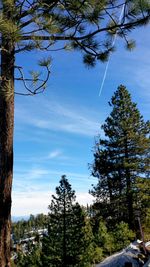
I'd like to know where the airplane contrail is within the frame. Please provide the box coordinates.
[99,4,125,97]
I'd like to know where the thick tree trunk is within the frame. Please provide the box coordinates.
[0,32,14,266]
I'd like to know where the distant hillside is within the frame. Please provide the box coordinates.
[12,216,29,222]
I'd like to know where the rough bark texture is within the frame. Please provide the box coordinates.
[0,32,14,266]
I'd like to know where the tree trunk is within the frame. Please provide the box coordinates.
[63,197,66,267]
[0,31,15,266]
[124,137,134,229]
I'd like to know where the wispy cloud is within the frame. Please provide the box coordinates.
[13,166,96,201]
[14,167,49,181]
[113,43,150,100]
[14,149,69,164]
[14,166,94,183]
[47,149,63,159]
[134,67,150,96]
[15,97,101,137]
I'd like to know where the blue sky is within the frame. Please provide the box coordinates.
[12,25,150,216]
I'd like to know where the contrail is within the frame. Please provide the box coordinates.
[99,4,125,97]
[98,60,110,97]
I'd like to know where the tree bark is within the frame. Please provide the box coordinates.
[0,31,15,266]
[124,137,134,229]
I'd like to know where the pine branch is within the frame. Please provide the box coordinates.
[14,62,51,96]
[20,14,149,44]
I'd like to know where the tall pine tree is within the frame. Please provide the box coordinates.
[91,85,150,229]
[42,175,92,267]
[0,1,150,264]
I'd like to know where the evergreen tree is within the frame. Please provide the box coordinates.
[41,175,92,267]
[135,178,150,240]
[96,221,115,255]
[112,222,135,251]
[90,85,150,229]
[0,1,150,265]
[16,243,42,267]
[12,213,48,243]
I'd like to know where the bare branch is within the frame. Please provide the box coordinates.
[14,64,51,96]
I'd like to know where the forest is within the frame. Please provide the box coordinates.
[0,0,150,266]
[11,86,150,266]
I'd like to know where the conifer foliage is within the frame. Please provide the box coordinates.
[42,175,90,267]
[0,1,150,265]
[91,85,150,229]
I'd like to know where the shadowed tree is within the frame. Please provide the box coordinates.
[0,1,150,265]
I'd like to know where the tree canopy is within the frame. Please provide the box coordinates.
[42,175,94,267]
[0,1,150,265]
[90,85,150,230]
[1,1,150,91]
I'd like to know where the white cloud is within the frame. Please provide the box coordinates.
[13,166,95,196]
[76,192,94,206]
[12,190,94,216]
[14,149,69,164]
[47,149,62,159]
[29,168,50,179]
[14,167,50,182]
[12,191,50,216]
[15,97,101,137]
[12,166,95,216]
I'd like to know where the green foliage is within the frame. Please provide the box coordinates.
[112,222,135,251]
[144,208,150,241]
[97,52,109,62]
[10,259,16,267]
[135,178,150,240]
[83,54,96,68]
[0,17,22,42]
[95,221,115,255]
[1,1,150,263]
[79,219,103,266]
[41,175,94,267]
[16,244,42,267]
[38,57,52,67]
[90,85,150,230]
[126,40,136,51]
[12,213,47,242]
[29,71,41,85]
[91,217,135,257]
[92,246,103,264]
[1,0,149,67]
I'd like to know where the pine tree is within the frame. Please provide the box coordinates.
[112,222,135,251]
[0,1,150,265]
[90,85,150,229]
[41,175,92,267]
[135,178,150,240]
[96,221,115,255]
[16,244,42,267]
